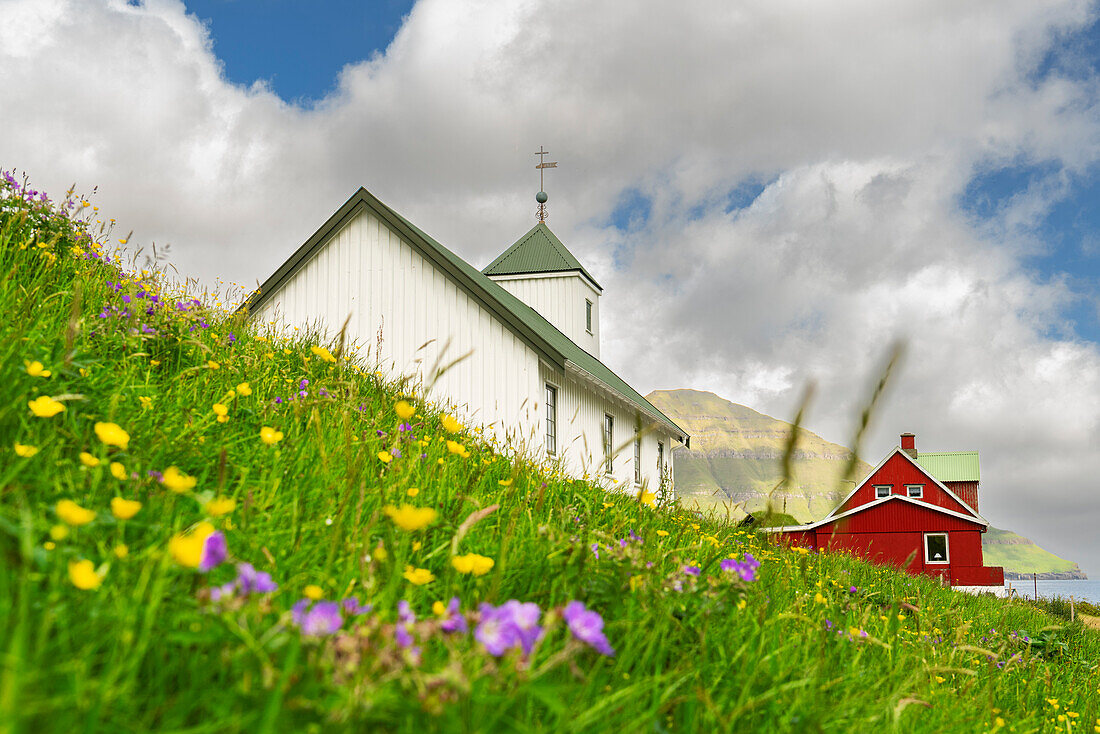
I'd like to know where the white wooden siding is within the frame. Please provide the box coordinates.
[254,208,543,448]
[493,273,601,357]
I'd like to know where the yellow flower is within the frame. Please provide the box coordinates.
[50,524,70,541]
[56,499,95,526]
[162,466,197,493]
[377,451,393,464]
[207,360,220,370]
[110,497,142,520]
[498,478,513,487]
[150,360,160,367]
[432,600,447,616]
[114,544,129,559]
[446,440,465,455]
[934,676,945,684]
[451,553,495,576]
[260,426,283,445]
[406,487,420,497]
[304,584,324,600]
[28,395,65,417]
[44,541,55,550]
[94,422,130,449]
[656,530,669,537]
[138,396,152,410]
[204,497,236,516]
[814,592,826,605]
[441,414,462,434]
[638,490,657,507]
[68,559,103,590]
[24,360,51,377]
[736,598,747,610]
[403,565,435,585]
[14,442,38,457]
[169,522,215,568]
[311,345,337,363]
[412,541,422,551]
[395,400,415,420]
[212,403,229,423]
[110,461,128,480]
[371,543,388,561]
[235,382,252,396]
[384,504,438,531]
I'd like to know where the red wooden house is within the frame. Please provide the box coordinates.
[769,433,1004,587]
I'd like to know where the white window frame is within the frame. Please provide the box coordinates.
[924,533,950,565]
[585,299,593,334]
[544,383,557,456]
[633,434,642,486]
[874,485,891,499]
[906,484,923,499]
[603,414,614,475]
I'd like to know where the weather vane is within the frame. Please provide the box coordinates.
[534,145,557,223]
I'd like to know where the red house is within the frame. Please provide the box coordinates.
[769,433,1004,587]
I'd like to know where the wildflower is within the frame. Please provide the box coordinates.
[475,603,521,657]
[14,443,38,458]
[203,497,236,516]
[212,403,229,423]
[562,601,615,656]
[395,400,415,420]
[452,553,495,576]
[638,490,657,507]
[207,360,220,370]
[384,504,438,531]
[24,360,52,377]
[814,592,826,605]
[28,395,65,417]
[56,499,95,526]
[110,497,142,520]
[161,466,197,493]
[50,524,70,541]
[501,600,543,654]
[235,382,252,396]
[591,543,600,559]
[169,522,226,571]
[94,422,130,449]
[406,487,420,497]
[403,565,435,585]
[114,544,129,559]
[260,426,284,445]
[396,600,416,647]
[446,440,470,457]
[235,562,278,594]
[311,345,337,363]
[441,414,462,434]
[304,585,324,600]
[341,597,371,615]
[110,461,127,480]
[656,530,669,537]
[79,452,100,467]
[293,600,342,636]
[683,566,701,576]
[377,450,393,464]
[371,543,388,561]
[68,559,103,590]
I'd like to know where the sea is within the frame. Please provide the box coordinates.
[1002,579,1100,606]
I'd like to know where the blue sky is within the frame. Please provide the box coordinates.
[183,0,414,103]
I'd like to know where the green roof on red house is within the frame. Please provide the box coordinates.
[915,451,980,482]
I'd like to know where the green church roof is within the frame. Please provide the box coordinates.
[482,222,602,291]
[242,188,684,444]
[915,452,980,482]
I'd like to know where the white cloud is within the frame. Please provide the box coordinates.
[2,0,1100,571]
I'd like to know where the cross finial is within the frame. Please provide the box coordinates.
[534,145,557,222]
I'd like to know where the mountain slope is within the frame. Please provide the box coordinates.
[650,388,1083,578]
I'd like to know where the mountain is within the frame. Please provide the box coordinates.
[649,388,1084,579]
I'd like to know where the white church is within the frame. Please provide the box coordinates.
[243,182,689,495]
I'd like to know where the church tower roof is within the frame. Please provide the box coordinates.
[482,222,602,291]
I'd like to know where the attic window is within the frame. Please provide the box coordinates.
[874,485,891,499]
[924,533,949,564]
[906,484,923,498]
[585,299,593,333]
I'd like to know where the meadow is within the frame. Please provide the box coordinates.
[1,172,1098,732]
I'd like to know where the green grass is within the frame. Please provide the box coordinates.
[1,176,1099,732]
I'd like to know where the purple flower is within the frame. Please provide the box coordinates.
[210,581,236,602]
[294,600,342,636]
[629,529,642,543]
[619,539,628,549]
[590,543,600,559]
[199,532,227,572]
[398,422,413,433]
[236,562,278,594]
[849,586,858,593]
[147,469,164,481]
[475,603,520,657]
[227,333,236,344]
[391,448,402,458]
[395,600,416,648]
[500,600,543,655]
[318,388,328,397]
[342,597,372,615]
[562,601,614,656]
[440,596,467,634]
[274,396,283,404]
[720,554,760,582]
[299,379,309,389]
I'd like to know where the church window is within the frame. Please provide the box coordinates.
[585,300,593,333]
[545,384,557,455]
[603,415,613,474]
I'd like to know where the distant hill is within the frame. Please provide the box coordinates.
[650,388,1084,579]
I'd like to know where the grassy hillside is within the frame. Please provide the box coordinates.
[648,389,872,521]
[2,175,1099,732]
[983,528,1085,577]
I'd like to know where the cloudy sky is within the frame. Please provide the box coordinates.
[3,0,1100,572]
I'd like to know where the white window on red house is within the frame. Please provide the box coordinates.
[906,484,923,498]
[924,533,949,564]
[874,485,891,499]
